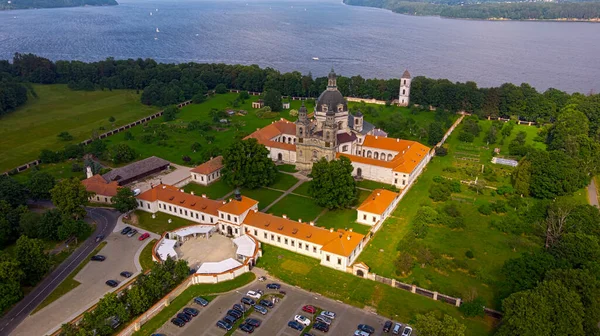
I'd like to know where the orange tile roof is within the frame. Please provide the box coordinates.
[82,175,120,197]
[219,196,259,216]
[137,184,224,216]
[245,119,297,151]
[192,156,223,175]
[243,211,364,257]
[338,137,429,173]
[357,189,399,215]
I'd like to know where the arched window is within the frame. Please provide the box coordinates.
[367,151,372,158]
[299,127,303,136]
[342,145,348,152]
[403,89,406,95]
[322,105,328,113]
[312,151,318,160]
[387,154,393,161]
[374,152,379,160]
[338,121,343,129]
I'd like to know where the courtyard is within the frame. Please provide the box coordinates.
[178,234,238,270]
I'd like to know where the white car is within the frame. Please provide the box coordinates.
[354,330,370,336]
[294,314,311,326]
[320,310,336,319]
[246,290,262,299]
[402,326,413,336]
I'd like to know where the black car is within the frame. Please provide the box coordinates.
[358,324,375,334]
[217,320,232,330]
[177,313,191,322]
[288,321,304,331]
[241,297,255,305]
[245,318,261,327]
[314,322,329,332]
[120,271,133,278]
[223,315,236,325]
[259,299,273,308]
[227,309,243,319]
[384,320,393,333]
[171,317,185,327]
[121,226,132,235]
[105,280,118,287]
[233,303,246,313]
[91,255,105,261]
[266,283,281,290]
[303,334,315,336]
[194,297,209,306]
[95,234,104,242]
[183,307,199,317]
[239,323,255,333]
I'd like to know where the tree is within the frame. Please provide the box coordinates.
[108,116,115,122]
[51,178,92,219]
[39,208,63,241]
[192,92,206,104]
[308,157,357,210]
[57,131,73,141]
[111,143,136,164]
[27,171,55,200]
[124,285,151,315]
[162,105,178,122]
[263,89,282,112]
[111,188,138,213]
[191,142,202,152]
[15,236,50,286]
[394,253,414,275]
[57,218,90,240]
[499,251,568,299]
[0,176,27,207]
[551,233,600,267]
[497,281,584,336]
[215,83,227,94]
[19,211,42,238]
[0,280,23,314]
[413,312,466,336]
[221,138,278,189]
[541,197,578,249]
[428,122,444,145]
[459,296,485,317]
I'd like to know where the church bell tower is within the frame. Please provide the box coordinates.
[398,70,411,107]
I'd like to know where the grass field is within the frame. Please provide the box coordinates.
[315,208,370,235]
[0,85,158,172]
[267,194,325,222]
[356,180,395,191]
[240,187,284,210]
[133,273,255,336]
[131,210,192,235]
[12,159,85,183]
[277,164,298,173]
[292,181,311,197]
[270,172,299,191]
[139,239,157,272]
[183,180,232,199]
[257,244,494,336]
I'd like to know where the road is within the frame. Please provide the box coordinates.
[0,206,120,336]
[588,178,599,208]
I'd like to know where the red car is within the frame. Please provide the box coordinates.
[302,305,316,314]
[138,232,150,241]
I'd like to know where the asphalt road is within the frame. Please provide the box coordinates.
[0,206,120,336]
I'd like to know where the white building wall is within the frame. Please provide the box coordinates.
[191,169,222,186]
[358,146,399,161]
[357,210,381,226]
[268,147,297,164]
[137,200,218,225]
[91,195,113,204]
[351,162,393,184]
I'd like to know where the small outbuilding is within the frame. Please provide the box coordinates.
[252,99,264,109]
[282,102,290,109]
[191,156,224,186]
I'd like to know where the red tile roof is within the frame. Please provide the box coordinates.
[82,174,120,197]
[357,189,399,215]
[192,156,223,175]
[137,184,224,216]
[219,196,259,216]
[245,119,297,151]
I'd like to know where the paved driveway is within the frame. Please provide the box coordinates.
[12,227,152,336]
[154,273,404,336]
[131,163,192,193]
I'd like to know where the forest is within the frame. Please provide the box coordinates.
[344,0,600,21]
[0,0,117,10]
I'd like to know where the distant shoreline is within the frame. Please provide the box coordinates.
[0,0,117,11]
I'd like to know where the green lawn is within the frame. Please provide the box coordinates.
[33,241,108,315]
[316,209,371,235]
[292,181,312,197]
[139,239,157,272]
[257,244,494,336]
[357,189,372,204]
[270,172,299,191]
[12,160,85,183]
[131,210,192,235]
[0,84,159,172]
[183,179,232,199]
[277,164,298,173]
[133,273,255,336]
[267,194,325,222]
[240,187,283,210]
[357,180,395,191]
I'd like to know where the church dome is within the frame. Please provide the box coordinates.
[316,89,347,113]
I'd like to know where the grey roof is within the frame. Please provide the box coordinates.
[316,90,347,113]
[102,156,170,183]
[373,128,388,137]
[401,70,411,79]
[337,132,357,144]
[348,114,375,135]
[355,110,363,117]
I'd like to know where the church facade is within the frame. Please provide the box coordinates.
[245,69,432,190]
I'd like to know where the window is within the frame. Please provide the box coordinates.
[337,258,342,265]
[284,238,288,245]
[403,180,406,185]
[195,213,199,219]
[355,119,359,125]
[403,89,406,95]
[227,214,231,221]
[210,217,213,223]
[271,234,274,241]
[264,232,267,239]
[105,198,108,203]
[201,176,204,181]
[202,215,205,221]
[147,203,150,209]
[372,216,376,222]
[342,145,348,152]
[169,205,172,211]
[313,246,317,253]
[306,244,309,251]
[194,174,197,180]
[235,228,239,234]
[234,217,237,223]
[291,240,295,247]
[363,214,366,220]
[299,242,302,249]
[254,230,258,236]
[97,196,100,201]
[221,214,224,219]
[222,224,225,230]
[185,210,188,216]
[394,179,398,184]
[179,209,182,214]
[326,255,330,262]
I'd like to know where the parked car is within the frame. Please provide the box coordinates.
[253,304,268,315]
[320,311,336,320]
[127,229,138,237]
[241,297,255,305]
[259,299,273,308]
[246,290,262,299]
[91,255,105,261]
[120,271,133,278]
[138,232,150,241]
[401,326,412,336]
[121,226,132,235]
[177,312,191,322]
[392,323,403,335]
[354,330,370,336]
[194,297,209,306]
[217,320,232,330]
[294,315,311,326]
[245,318,261,327]
[302,305,316,314]
[313,322,330,332]
[383,320,393,333]
[258,276,267,281]
[288,321,304,331]
[183,307,199,317]
[233,303,246,313]
[95,234,104,242]
[227,309,242,319]
[266,283,281,289]
[316,316,332,325]
[133,188,141,196]
[303,334,315,336]
[223,315,236,325]
[105,280,118,287]
[239,323,255,333]
[358,324,375,334]
[171,318,185,327]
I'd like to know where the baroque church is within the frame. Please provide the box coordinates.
[246,69,432,190]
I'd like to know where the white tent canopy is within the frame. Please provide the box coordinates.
[196,258,242,274]
[157,238,177,261]
[174,225,215,237]
[233,235,256,257]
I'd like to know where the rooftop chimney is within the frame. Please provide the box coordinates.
[396,138,399,142]
[202,194,207,198]
[298,219,302,223]
[309,221,315,226]
[85,166,93,179]
[191,191,195,195]
[349,228,353,232]
[162,185,166,189]
[347,235,351,240]
[283,214,287,219]
[330,228,334,233]
[234,188,242,202]
[180,189,184,192]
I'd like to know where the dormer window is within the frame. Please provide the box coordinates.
[322,105,328,113]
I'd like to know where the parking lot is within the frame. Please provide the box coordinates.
[154,274,412,336]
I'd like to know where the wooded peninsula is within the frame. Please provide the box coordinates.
[0,0,117,11]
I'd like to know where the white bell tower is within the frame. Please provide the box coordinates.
[398,70,411,107]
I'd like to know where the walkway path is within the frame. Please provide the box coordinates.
[261,180,306,213]
[588,178,599,208]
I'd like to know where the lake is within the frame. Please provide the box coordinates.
[0,0,599,93]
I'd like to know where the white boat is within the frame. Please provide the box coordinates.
[156,28,160,33]
[150,12,152,15]
[312,57,319,61]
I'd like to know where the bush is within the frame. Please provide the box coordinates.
[123,131,134,140]
[411,220,429,239]
[465,250,474,259]
[108,116,115,122]
[491,200,508,213]
[71,163,82,172]
[57,131,73,141]
[163,106,178,122]
[496,185,515,195]
[458,131,474,142]
[429,183,451,202]
[478,203,492,215]
[39,149,61,163]
[459,297,485,317]
[182,155,191,163]
[435,146,448,156]
[215,83,228,94]
[443,202,461,217]
[192,93,206,104]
